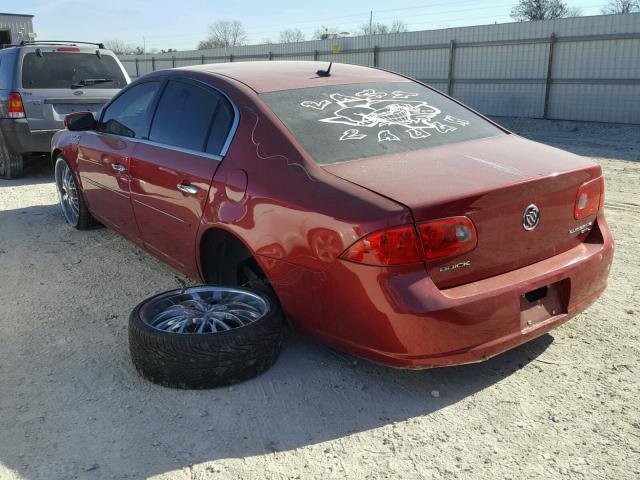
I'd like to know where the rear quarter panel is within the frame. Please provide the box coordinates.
[184,71,411,331]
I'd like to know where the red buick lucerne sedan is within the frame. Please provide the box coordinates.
[51,61,613,368]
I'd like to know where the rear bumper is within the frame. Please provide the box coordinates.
[0,119,56,155]
[309,215,614,368]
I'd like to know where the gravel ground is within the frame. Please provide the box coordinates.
[0,118,638,480]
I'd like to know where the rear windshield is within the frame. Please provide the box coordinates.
[261,82,504,165]
[21,52,127,89]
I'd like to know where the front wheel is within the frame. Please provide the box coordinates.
[54,156,99,229]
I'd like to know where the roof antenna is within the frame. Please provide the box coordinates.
[316,62,332,77]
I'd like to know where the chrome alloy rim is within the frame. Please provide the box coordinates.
[140,286,270,334]
[55,161,80,226]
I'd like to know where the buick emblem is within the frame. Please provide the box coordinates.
[522,204,540,230]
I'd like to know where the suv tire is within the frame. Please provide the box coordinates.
[0,141,23,179]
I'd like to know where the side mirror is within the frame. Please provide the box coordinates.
[64,111,97,131]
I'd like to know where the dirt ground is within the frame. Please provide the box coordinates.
[0,118,638,480]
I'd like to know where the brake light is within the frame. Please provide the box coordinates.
[341,225,422,266]
[417,216,478,260]
[574,177,602,220]
[341,216,478,266]
[57,47,81,52]
[7,92,25,119]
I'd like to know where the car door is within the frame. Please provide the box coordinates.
[129,78,236,273]
[77,81,161,240]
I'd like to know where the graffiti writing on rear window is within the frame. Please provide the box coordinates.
[300,89,470,142]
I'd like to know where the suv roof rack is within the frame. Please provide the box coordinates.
[18,40,106,49]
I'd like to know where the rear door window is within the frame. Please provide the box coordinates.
[206,99,234,155]
[149,80,233,154]
[97,81,160,138]
[260,82,504,165]
[21,52,127,89]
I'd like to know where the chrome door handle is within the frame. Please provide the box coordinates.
[111,163,126,173]
[177,183,198,195]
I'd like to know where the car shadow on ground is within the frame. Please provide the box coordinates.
[0,203,556,479]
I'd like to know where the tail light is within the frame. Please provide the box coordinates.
[341,225,422,266]
[341,216,478,266]
[574,177,603,220]
[598,177,605,213]
[417,217,478,260]
[7,92,25,119]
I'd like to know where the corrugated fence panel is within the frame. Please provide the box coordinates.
[379,48,449,81]
[117,13,640,124]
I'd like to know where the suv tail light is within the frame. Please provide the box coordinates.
[417,216,478,260]
[341,216,478,266]
[574,177,603,220]
[7,92,25,119]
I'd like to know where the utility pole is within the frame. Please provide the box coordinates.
[369,10,373,66]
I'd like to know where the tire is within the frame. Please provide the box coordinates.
[54,155,100,230]
[0,140,23,179]
[129,285,284,389]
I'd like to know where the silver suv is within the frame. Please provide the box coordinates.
[0,41,130,178]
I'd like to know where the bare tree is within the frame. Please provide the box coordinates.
[510,0,575,20]
[358,20,409,36]
[312,26,348,40]
[390,20,409,33]
[601,0,640,13]
[104,39,142,55]
[313,26,332,40]
[279,28,305,43]
[360,21,390,35]
[198,20,247,49]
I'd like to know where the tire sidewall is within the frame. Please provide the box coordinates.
[54,155,80,228]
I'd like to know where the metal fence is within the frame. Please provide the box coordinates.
[118,13,640,124]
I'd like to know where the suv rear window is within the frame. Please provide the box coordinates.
[21,52,127,89]
[260,82,504,165]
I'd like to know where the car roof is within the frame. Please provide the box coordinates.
[177,61,410,93]
[1,44,113,54]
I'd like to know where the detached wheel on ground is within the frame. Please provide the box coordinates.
[129,285,284,389]
[54,155,100,229]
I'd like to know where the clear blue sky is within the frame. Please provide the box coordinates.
[13,0,608,51]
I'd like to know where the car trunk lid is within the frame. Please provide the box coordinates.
[324,134,602,288]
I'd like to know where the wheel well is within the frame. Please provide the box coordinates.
[51,148,62,166]
[200,228,265,287]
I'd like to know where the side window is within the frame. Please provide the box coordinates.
[98,81,160,138]
[206,99,234,155]
[0,53,17,90]
[149,80,231,153]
